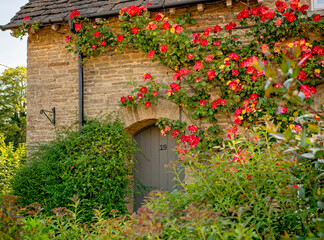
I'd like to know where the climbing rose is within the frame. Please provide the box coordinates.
[232,116,242,125]
[213,41,221,46]
[206,55,213,62]
[91,45,97,50]
[120,96,126,103]
[290,0,300,11]
[100,41,107,46]
[128,95,134,101]
[155,12,164,22]
[163,19,170,30]
[207,70,216,80]
[160,45,167,52]
[170,82,180,91]
[295,125,302,132]
[283,11,295,22]
[232,69,239,76]
[200,38,208,46]
[297,70,307,81]
[143,73,152,80]
[70,10,80,19]
[188,125,197,133]
[237,9,250,20]
[147,3,152,6]
[225,22,236,31]
[75,23,82,31]
[293,184,299,189]
[187,53,194,60]
[214,25,222,33]
[145,101,151,108]
[229,53,239,61]
[275,1,288,12]
[193,61,203,71]
[23,16,30,20]
[199,99,207,106]
[227,126,238,139]
[117,35,123,42]
[172,129,180,138]
[211,99,226,108]
[314,14,322,22]
[242,100,249,107]
[132,27,138,34]
[137,93,143,99]
[275,19,282,26]
[146,22,157,30]
[140,87,147,93]
[153,90,158,97]
[65,36,72,43]
[203,28,212,37]
[148,50,155,59]
[249,93,258,100]
[94,31,100,38]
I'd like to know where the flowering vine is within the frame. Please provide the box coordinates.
[65,0,324,154]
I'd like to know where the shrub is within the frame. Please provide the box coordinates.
[11,117,137,221]
[0,134,26,196]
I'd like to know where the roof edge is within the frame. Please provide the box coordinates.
[1,0,222,31]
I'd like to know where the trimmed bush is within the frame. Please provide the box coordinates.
[11,117,137,221]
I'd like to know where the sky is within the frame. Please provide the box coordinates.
[0,0,29,74]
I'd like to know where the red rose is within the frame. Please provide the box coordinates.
[275,1,288,13]
[65,36,72,43]
[200,38,208,46]
[187,53,194,60]
[249,94,258,100]
[237,9,250,20]
[214,25,222,33]
[313,14,322,22]
[91,45,97,50]
[225,22,236,32]
[232,69,239,76]
[290,0,300,11]
[213,41,221,46]
[132,27,138,34]
[94,31,100,38]
[199,99,207,106]
[117,35,123,42]
[70,10,80,19]
[128,95,134,101]
[155,12,164,22]
[170,82,180,91]
[145,101,151,108]
[229,53,240,61]
[148,50,155,59]
[172,130,180,138]
[100,41,107,46]
[203,28,212,37]
[207,70,216,80]
[147,3,152,6]
[298,4,309,14]
[163,20,170,30]
[137,93,143,99]
[23,16,30,20]
[143,73,152,80]
[283,12,295,23]
[75,23,82,31]
[140,87,147,93]
[160,45,167,53]
[193,61,203,71]
[120,96,126,103]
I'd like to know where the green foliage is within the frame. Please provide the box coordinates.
[11,20,43,40]
[0,67,27,147]
[11,117,137,221]
[0,134,26,196]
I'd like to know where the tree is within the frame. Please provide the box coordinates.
[0,67,27,147]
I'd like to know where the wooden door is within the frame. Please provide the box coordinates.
[133,125,184,211]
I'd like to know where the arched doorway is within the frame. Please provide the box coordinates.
[133,125,184,211]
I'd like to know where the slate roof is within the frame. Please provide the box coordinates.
[1,0,219,30]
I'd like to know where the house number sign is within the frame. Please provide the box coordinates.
[160,144,167,151]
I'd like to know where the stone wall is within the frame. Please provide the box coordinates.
[27,0,318,147]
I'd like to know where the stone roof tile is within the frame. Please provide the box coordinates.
[1,0,219,30]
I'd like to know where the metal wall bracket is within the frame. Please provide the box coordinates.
[40,107,55,125]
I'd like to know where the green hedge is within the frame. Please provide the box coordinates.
[11,117,137,221]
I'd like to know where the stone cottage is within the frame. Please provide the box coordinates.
[1,0,323,210]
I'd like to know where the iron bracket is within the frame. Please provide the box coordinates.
[40,107,55,125]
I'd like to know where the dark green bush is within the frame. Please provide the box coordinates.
[11,117,137,221]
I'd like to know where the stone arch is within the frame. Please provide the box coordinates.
[119,99,191,135]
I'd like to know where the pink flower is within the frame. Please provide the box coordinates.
[206,55,213,62]
[188,125,197,132]
[193,61,204,71]
[295,125,302,133]
[229,53,239,61]
[148,50,155,59]
[242,100,249,107]
[275,19,282,27]
[207,70,216,80]
[187,53,194,60]
[65,36,72,43]
[143,73,152,80]
[199,99,207,106]
[172,129,180,138]
[160,45,168,53]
